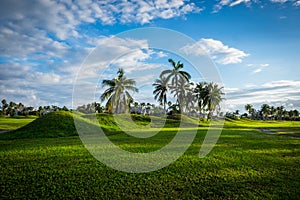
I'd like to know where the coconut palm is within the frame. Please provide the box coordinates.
[261,104,270,120]
[185,83,196,113]
[170,78,191,113]
[1,99,8,115]
[205,82,224,120]
[153,76,168,112]
[160,59,191,87]
[101,68,138,114]
[245,104,254,119]
[293,109,299,119]
[276,106,284,120]
[194,82,208,117]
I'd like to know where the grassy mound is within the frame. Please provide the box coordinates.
[0,112,204,140]
[0,111,79,140]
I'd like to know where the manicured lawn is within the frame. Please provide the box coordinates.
[0,116,36,130]
[0,114,299,199]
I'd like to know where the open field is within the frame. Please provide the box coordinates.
[0,116,37,131]
[0,112,299,199]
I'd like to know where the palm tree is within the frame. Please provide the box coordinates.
[133,102,139,114]
[101,68,138,114]
[185,84,196,113]
[169,78,191,113]
[205,82,224,120]
[276,106,284,120]
[153,76,168,112]
[245,104,254,119]
[194,82,208,117]
[270,106,276,120]
[293,109,299,120]
[160,59,191,87]
[1,99,8,115]
[261,104,270,120]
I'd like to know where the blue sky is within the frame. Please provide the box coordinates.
[0,0,299,112]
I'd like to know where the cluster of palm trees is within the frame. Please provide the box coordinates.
[153,59,224,119]
[243,104,299,121]
[0,99,69,117]
[100,58,224,120]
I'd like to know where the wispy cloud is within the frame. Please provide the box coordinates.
[213,0,300,12]
[225,80,300,111]
[247,63,270,74]
[252,69,262,74]
[181,38,249,65]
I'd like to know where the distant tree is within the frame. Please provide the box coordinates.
[276,106,284,120]
[153,76,168,112]
[133,102,139,114]
[293,109,299,120]
[101,68,138,114]
[1,99,8,115]
[270,106,276,120]
[62,106,69,111]
[205,83,224,120]
[261,104,270,120]
[194,82,208,117]
[245,104,254,119]
[169,78,191,113]
[234,110,240,118]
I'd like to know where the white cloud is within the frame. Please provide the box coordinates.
[260,63,269,67]
[181,38,249,65]
[213,0,299,12]
[247,63,269,74]
[230,0,251,7]
[245,83,256,88]
[262,80,300,88]
[270,0,288,3]
[252,69,262,74]
[225,80,300,111]
[294,0,300,6]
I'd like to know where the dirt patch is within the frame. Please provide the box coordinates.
[257,128,299,139]
[0,130,10,134]
[257,128,276,135]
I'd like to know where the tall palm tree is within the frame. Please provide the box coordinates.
[293,109,299,120]
[185,83,196,113]
[270,106,276,120]
[276,106,284,120]
[1,99,8,115]
[160,59,191,87]
[170,78,191,113]
[261,104,270,120]
[101,68,138,114]
[245,104,254,119]
[205,82,224,120]
[153,76,168,111]
[194,82,208,117]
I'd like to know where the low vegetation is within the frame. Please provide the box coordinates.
[0,111,299,199]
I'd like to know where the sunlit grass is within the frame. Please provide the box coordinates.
[0,112,299,199]
[0,116,36,130]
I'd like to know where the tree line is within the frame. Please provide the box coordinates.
[0,99,69,117]
[225,103,300,121]
[97,58,225,120]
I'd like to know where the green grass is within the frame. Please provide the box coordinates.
[0,116,36,130]
[0,112,299,199]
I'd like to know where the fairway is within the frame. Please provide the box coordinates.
[0,116,36,131]
[0,114,299,199]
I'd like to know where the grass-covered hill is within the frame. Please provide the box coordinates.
[0,111,79,140]
[1,111,299,140]
[0,111,203,140]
